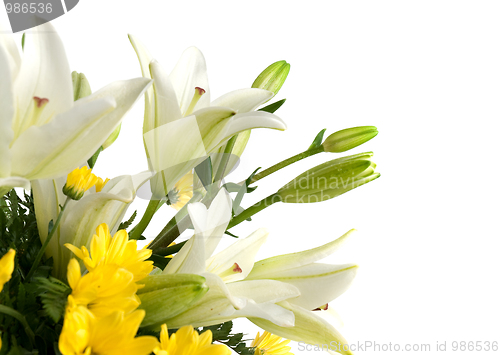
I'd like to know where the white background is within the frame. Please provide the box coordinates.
[3,1,500,354]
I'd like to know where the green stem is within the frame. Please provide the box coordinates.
[250,146,324,184]
[226,193,281,230]
[26,197,70,280]
[0,304,35,346]
[213,135,238,184]
[129,199,162,240]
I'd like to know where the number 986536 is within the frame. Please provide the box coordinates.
[5,2,52,14]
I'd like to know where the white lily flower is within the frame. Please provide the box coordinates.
[0,22,152,196]
[129,36,287,197]
[246,229,358,311]
[163,188,358,350]
[31,171,153,277]
[162,189,299,328]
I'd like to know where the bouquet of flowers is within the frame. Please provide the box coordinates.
[0,22,379,355]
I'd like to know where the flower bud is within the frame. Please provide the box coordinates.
[322,126,378,153]
[252,60,290,96]
[71,71,91,101]
[138,274,208,330]
[276,152,380,203]
[63,166,99,200]
[101,124,121,150]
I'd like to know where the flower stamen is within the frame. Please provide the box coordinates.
[184,87,206,116]
[218,263,242,279]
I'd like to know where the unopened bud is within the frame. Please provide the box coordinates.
[252,60,290,96]
[138,274,208,330]
[101,124,121,150]
[71,71,91,101]
[276,152,380,203]
[322,126,378,153]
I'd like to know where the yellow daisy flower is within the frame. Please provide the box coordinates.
[167,171,193,211]
[59,301,158,355]
[0,249,15,293]
[63,166,100,200]
[154,324,231,355]
[251,331,293,355]
[66,259,140,317]
[65,223,153,283]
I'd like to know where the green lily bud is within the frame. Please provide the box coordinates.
[276,152,380,203]
[71,71,91,101]
[252,60,290,96]
[322,126,378,153]
[101,124,121,150]
[138,274,208,330]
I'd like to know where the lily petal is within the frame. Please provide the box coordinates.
[207,228,268,281]
[211,88,274,113]
[227,280,300,304]
[266,263,358,310]
[187,202,209,235]
[0,45,15,178]
[233,299,295,328]
[11,77,152,180]
[204,189,232,256]
[0,177,30,197]
[0,22,21,78]
[250,302,353,355]
[149,60,182,126]
[144,115,207,195]
[163,234,206,275]
[207,111,287,152]
[128,34,156,136]
[247,229,355,279]
[13,22,73,138]
[169,47,210,115]
[31,176,66,264]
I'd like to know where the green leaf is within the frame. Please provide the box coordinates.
[199,321,255,355]
[87,146,103,169]
[194,157,213,189]
[35,277,71,323]
[17,283,26,313]
[119,210,138,231]
[258,98,286,113]
[148,254,171,269]
[225,230,239,238]
[308,128,327,150]
[154,241,186,257]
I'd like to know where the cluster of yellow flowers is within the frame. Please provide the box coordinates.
[58,223,231,355]
[58,223,157,354]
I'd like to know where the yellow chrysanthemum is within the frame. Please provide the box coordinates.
[95,177,110,193]
[154,324,231,355]
[167,171,193,210]
[251,331,293,355]
[65,223,153,282]
[0,249,15,293]
[66,259,140,317]
[59,301,158,355]
[63,166,99,200]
